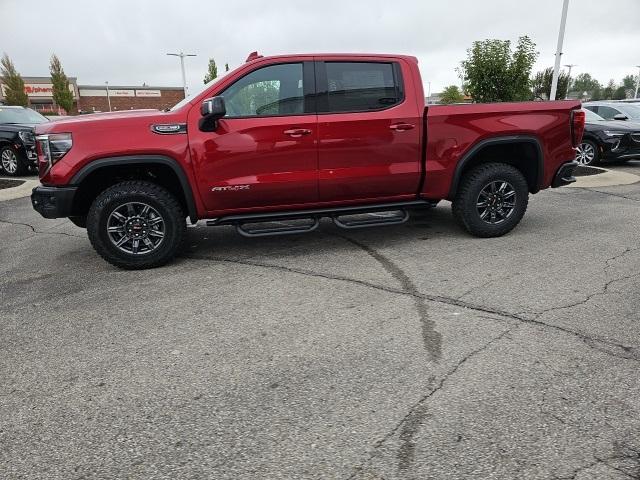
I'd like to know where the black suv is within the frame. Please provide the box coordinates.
[0,106,49,176]
[577,108,640,165]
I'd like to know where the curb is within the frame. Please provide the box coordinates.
[0,178,39,201]
[568,168,640,188]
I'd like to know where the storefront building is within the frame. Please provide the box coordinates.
[0,76,184,114]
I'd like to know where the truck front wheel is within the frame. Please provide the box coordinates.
[452,163,529,238]
[86,181,186,269]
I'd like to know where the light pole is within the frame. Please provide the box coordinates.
[563,64,577,99]
[167,51,197,98]
[426,81,431,104]
[105,81,111,112]
[635,65,640,99]
[550,0,570,101]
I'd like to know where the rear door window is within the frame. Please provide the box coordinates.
[317,62,404,113]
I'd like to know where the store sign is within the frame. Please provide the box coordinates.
[136,89,161,97]
[78,89,107,97]
[1,83,75,98]
[109,89,135,97]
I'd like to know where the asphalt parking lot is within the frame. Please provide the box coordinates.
[1,162,640,480]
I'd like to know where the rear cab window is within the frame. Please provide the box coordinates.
[316,61,404,113]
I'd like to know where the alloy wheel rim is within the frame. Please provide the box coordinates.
[1,149,18,174]
[476,180,517,225]
[107,202,165,255]
[576,142,595,165]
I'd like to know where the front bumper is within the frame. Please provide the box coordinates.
[31,185,77,219]
[600,133,640,161]
[552,160,578,188]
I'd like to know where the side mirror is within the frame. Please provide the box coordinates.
[613,113,628,121]
[199,96,226,131]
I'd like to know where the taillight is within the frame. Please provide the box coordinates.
[36,133,73,176]
[571,110,585,147]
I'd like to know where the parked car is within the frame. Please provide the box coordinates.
[31,52,584,269]
[576,109,640,165]
[583,101,640,122]
[0,106,49,176]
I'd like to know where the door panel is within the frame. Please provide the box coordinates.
[316,60,422,202]
[187,61,319,213]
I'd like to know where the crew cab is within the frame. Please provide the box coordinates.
[31,53,585,269]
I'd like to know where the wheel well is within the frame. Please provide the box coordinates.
[71,163,192,219]
[449,140,542,199]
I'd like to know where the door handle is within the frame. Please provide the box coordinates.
[389,123,415,131]
[284,128,312,138]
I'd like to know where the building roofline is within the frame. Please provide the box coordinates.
[78,85,183,91]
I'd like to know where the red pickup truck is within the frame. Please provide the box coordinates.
[32,53,585,269]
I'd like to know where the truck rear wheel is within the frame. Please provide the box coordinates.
[452,163,529,238]
[87,181,186,269]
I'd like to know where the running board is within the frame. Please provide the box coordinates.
[205,200,430,238]
[235,218,319,238]
[332,209,409,229]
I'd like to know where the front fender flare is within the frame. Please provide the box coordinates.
[70,155,198,223]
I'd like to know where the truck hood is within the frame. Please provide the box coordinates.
[0,122,41,132]
[34,109,183,135]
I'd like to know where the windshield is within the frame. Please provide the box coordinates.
[584,109,605,122]
[0,107,49,124]
[169,69,236,111]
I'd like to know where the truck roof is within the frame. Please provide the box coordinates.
[245,52,419,64]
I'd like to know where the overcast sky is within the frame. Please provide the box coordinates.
[1,0,639,94]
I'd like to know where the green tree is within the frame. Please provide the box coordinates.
[602,79,616,100]
[203,58,218,84]
[613,85,627,100]
[439,85,465,104]
[0,53,28,106]
[570,73,601,98]
[622,74,637,91]
[458,36,538,103]
[531,67,570,100]
[49,54,74,113]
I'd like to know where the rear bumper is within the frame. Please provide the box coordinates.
[31,185,77,219]
[552,160,578,188]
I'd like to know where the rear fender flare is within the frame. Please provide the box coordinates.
[448,135,544,198]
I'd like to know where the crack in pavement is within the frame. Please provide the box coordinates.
[0,218,84,239]
[337,235,442,361]
[343,327,515,479]
[184,253,640,363]
[522,244,640,323]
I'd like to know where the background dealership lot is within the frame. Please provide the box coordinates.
[1,162,640,479]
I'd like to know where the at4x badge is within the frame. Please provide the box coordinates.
[211,185,251,192]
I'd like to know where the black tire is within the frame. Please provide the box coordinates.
[452,163,529,238]
[87,181,186,269]
[576,139,600,166]
[0,145,27,176]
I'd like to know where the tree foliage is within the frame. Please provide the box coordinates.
[49,54,74,113]
[439,85,464,104]
[613,86,627,100]
[622,74,638,91]
[459,36,538,103]
[0,53,28,106]
[532,67,570,100]
[570,73,601,95]
[204,58,218,84]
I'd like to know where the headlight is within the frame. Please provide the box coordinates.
[35,133,73,174]
[603,131,625,137]
[18,130,35,144]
